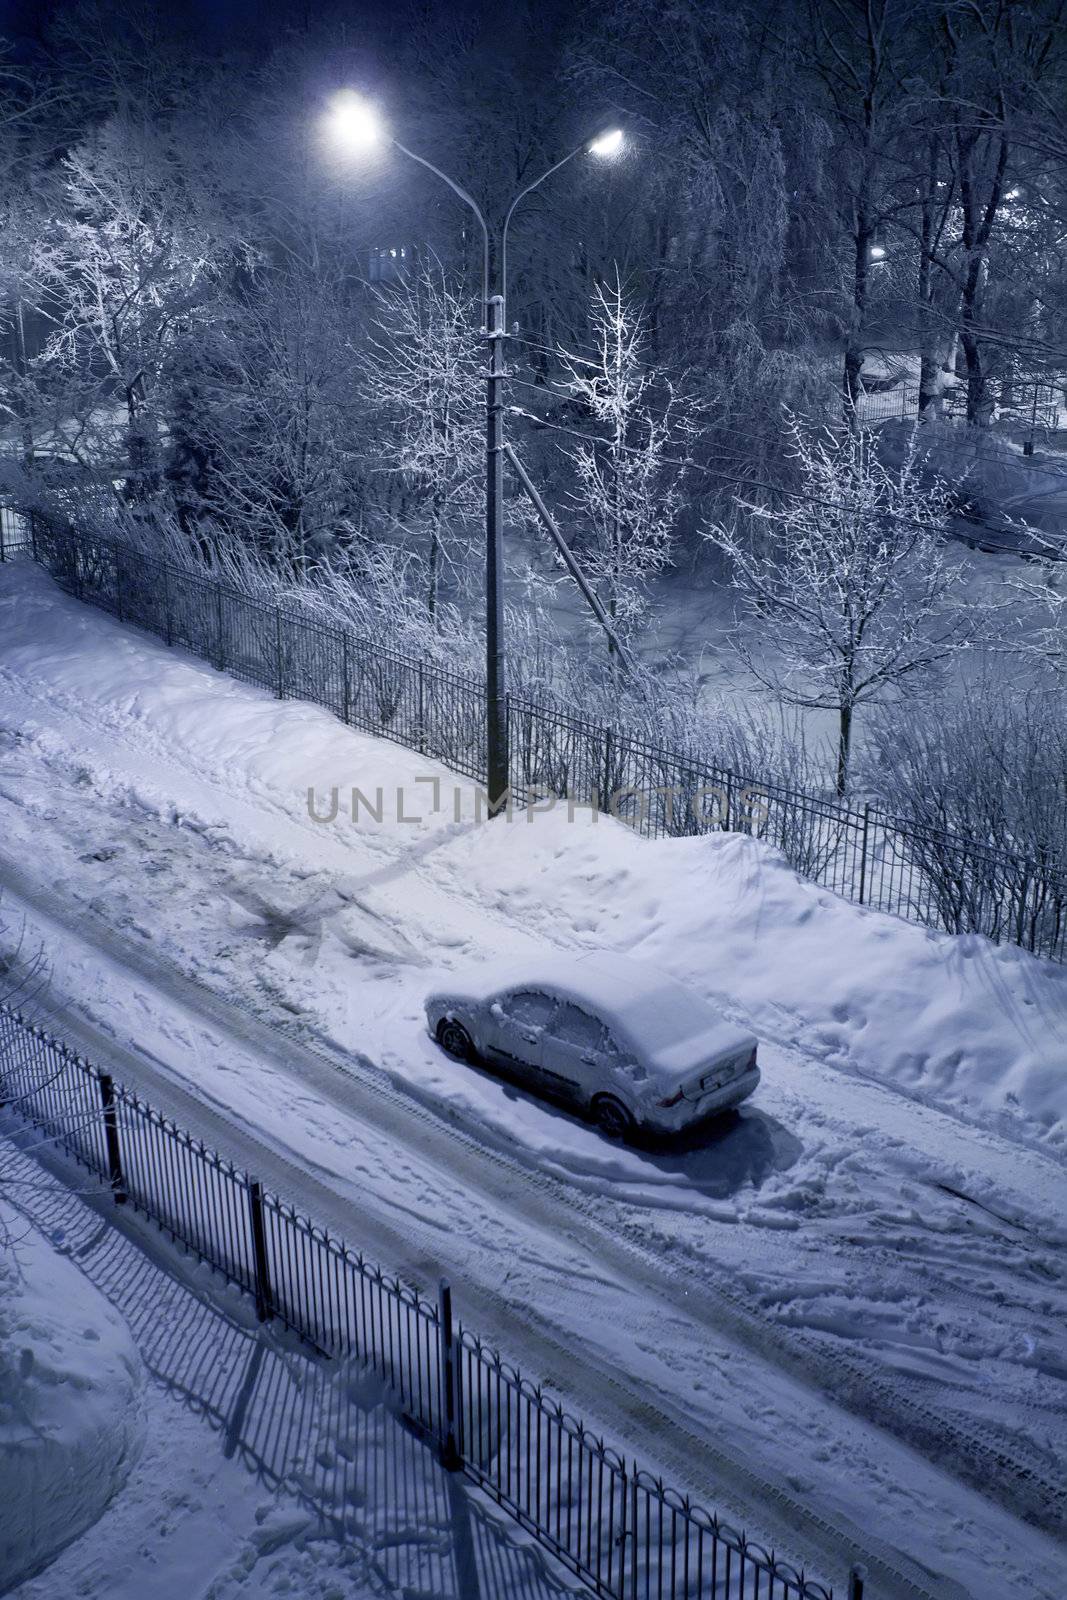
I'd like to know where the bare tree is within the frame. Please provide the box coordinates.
[706,420,993,793]
[799,0,924,419]
[358,262,483,626]
[865,681,1067,944]
[26,112,230,499]
[556,272,695,651]
[175,256,365,571]
[914,0,1067,425]
[868,679,1067,860]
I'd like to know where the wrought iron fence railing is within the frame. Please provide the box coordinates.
[0,1001,852,1600]
[829,377,1066,436]
[0,501,32,561]
[3,508,1064,965]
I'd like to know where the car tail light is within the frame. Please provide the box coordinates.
[657,1088,685,1108]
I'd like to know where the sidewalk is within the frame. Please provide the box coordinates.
[2,1128,584,1600]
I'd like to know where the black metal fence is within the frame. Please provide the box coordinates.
[0,501,32,561]
[0,1001,854,1600]
[7,510,1062,967]
[836,377,1066,438]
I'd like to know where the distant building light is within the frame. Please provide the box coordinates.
[369,245,410,283]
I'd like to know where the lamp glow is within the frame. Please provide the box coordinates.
[324,91,382,152]
[589,128,624,158]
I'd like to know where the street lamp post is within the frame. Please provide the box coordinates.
[485,286,508,810]
[324,96,624,813]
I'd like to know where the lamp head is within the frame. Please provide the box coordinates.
[588,128,624,159]
[324,91,382,153]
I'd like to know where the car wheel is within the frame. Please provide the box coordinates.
[591,1095,634,1141]
[437,1019,474,1062]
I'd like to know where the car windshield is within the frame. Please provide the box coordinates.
[503,991,555,1027]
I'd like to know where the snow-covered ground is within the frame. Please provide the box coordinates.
[1,1142,581,1600]
[1,557,1066,1598]
[0,1199,144,1591]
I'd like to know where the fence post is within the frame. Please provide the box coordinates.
[274,607,285,699]
[247,1180,272,1322]
[848,1563,867,1600]
[115,548,124,623]
[1015,865,1031,950]
[215,583,225,670]
[97,1072,127,1205]
[437,1277,461,1471]
[163,563,173,647]
[342,632,351,725]
[418,658,426,754]
[602,724,614,812]
[858,804,871,906]
[30,509,37,563]
[628,1470,639,1600]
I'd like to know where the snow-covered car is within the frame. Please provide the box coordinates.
[425,953,759,1140]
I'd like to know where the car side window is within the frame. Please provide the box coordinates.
[548,1003,603,1050]
[501,991,556,1029]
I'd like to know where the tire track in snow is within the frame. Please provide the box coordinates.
[3,853,1064,1600]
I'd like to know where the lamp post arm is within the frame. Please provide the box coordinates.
[501,143,587,311]
[391,138,490,322]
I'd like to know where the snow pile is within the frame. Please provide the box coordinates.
[434,812,1067,1147]
[1,556,1064,1151]
[0,1206,145,1591]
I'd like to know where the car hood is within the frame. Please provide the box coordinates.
[424,980,488,1014]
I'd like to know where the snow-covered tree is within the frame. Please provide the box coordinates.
[172,258,365,571]
[358,262,483,625]
[706,422,993,794]
[28,113,230,500]
[556,272,695,651]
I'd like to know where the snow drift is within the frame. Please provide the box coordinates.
[436,812,1067,1148]
[0,1206,145,1590]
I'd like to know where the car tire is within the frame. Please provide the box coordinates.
[437,1019,474,1062]
[591,1095,634,1141]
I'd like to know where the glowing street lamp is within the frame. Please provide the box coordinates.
[324,92,626,812]
[323,90,382,151]
[589,128,624,158]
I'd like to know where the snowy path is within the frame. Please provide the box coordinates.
[1,561,1066,1598]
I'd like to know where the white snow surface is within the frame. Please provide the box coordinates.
[0,1204,144,1591]
[2,1150,577,1600]
[1,559,1067,1598]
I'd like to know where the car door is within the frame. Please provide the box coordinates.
[484,989,555,1083]
[540,1002,607,1107]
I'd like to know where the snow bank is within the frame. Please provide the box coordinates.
[1,556,1063,1151]
[434,812,1067,1147]
[0,1206,145,1590]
